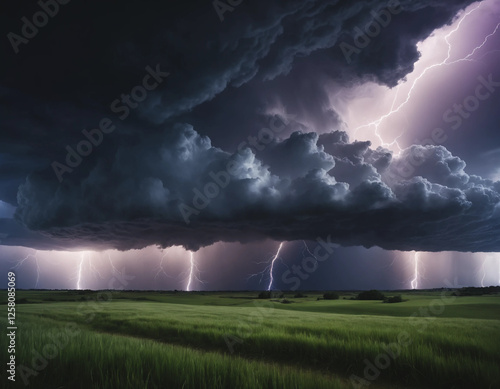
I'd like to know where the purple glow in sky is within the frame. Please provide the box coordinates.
[333,0,500,161]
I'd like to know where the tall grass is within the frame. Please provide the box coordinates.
[1,316,346,389]
[3,293,500,389]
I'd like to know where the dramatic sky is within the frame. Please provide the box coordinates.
[1,0,500,290]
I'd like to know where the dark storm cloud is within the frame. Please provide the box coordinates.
[1,0,484,252]
[12,125,500,252]
[1,0,476,129]
[0,218,68,250]
[132,0,478,122]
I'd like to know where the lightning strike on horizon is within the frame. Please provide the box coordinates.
[246,242,288,287]
[480,258,487,287]
[410,251,420,289]
[76,252,88,290]
[352,3,487,153]
[267,242,285,291]
[187,251,195,291]
[14,250,40,287]
[184,250,206,292]
[76,252,101,290]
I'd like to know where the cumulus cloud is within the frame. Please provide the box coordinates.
[12,125,500,252]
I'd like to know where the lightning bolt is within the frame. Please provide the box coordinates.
[462,22,500,62]
[186,251,195,291]
[352,3,495,153]
[267,242,285,291]
[185,251,206,292]
[301,239,321,268]
[76,253,85,290]
[14,250,40,288]
[247,242,288,289]
[302,240,317,260]
[107,252,121,276]
[88,253,104,280]
[155,248,172,280]
[410,251,420,290]
[384,252,397,270]
[480,258,487,287]
[76,252,94,290]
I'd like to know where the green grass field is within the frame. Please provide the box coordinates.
[1,290,499,389]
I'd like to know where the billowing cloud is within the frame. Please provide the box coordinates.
[11,125,500,252]
[3,0,494,256]
[135,0,478,122]
[0,0,477,202]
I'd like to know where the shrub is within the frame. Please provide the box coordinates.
[258,291,272,299]
[356,290,385,300]
[323,292,340,300]
[384,295,403,303]
[294,293,307,298]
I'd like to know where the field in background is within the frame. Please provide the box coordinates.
[1,290,499,388]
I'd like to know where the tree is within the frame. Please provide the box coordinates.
[323,292,340,300]
[356,290,385,300]
[384,295,403,303]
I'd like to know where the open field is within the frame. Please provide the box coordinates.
[1,290,499,388]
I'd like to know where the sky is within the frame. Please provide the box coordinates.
[1,0,500,291]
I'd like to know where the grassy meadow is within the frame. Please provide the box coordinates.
[1,290,499,389]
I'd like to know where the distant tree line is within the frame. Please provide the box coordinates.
[257,289,408,303]
[258,291,284,299]
[323,292,339,300]
[453,286,500,296]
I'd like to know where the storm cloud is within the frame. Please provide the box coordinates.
[12,125,500,252]
[4,0,497,255]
